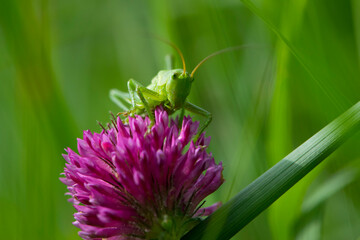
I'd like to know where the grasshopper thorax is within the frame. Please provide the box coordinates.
[166,69,194,109]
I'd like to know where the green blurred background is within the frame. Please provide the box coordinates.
[1,0,360,239]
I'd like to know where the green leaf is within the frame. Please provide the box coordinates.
[266,1,309,239]
[182,101,360,240]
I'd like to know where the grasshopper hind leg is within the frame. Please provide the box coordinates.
[127,79,156,127]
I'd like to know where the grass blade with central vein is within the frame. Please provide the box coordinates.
[182,101,360,240]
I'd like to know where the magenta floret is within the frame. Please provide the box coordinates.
[60,108,224,239]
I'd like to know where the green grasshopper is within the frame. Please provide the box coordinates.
[110,43,242,140]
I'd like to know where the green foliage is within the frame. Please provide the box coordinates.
[182,102,360,239]
[0,0,359,239]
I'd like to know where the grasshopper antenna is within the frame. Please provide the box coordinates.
[190,45,249,78]
[153,37,187,75]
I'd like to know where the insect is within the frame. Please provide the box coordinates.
[110,41,243,140]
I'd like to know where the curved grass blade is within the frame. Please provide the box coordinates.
[240,0,344,110]
[182,101,360,240]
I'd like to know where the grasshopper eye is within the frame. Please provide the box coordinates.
[172,73,177,78]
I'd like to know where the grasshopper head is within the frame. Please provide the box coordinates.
[166,69,194,109]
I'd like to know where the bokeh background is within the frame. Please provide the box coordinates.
[1,0,360,239]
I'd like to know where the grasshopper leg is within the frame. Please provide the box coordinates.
[128,79,165,102]
[109,88,131,111]
[128,79,159,127]
[137,86,167,102]
[136,87,155,126]
[184,101,212,141]
[127,79,144,108]
[128,79,168,129]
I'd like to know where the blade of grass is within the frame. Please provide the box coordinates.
[0,0,78,239]
[182,101,360,240]
[302,168,358,214]
[240,0,346,111]
[267,1,310,239]
[295,207,323,240]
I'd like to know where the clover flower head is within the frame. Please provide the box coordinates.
[60,107,224,239]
